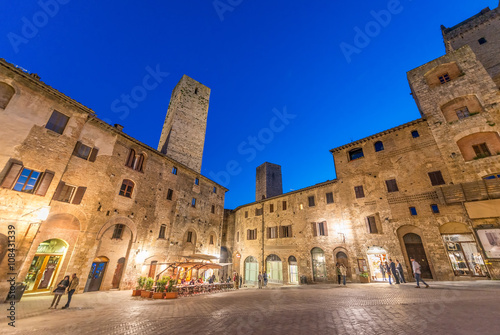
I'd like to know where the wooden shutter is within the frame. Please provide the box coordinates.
[126,149,135,167]
[287,225,292,237]
[72,186,87,204]
[267,227,270,239]
[34,170,54,196]
[72,141,82,156]
[312,222,317,237]
[1,162,23,189]
[323,221,329,236]
[52,181,66,201]
[89,148,99,162]
[247,230,250,240]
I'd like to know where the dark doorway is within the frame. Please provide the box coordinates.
[112,257,125,289]
[404,233,433,279]
[86,261,108,292]
[336,251,351,277]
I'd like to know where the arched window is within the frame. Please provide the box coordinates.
[119,179,134,198]
[348,148,364,161]
[0,82,15,109]
[126,149,136,168]
[374,141,384,152]
[457,132,500,161]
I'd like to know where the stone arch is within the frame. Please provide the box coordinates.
[439,222,471,234]
[333,247,351,277]
[424,61,462,88]
[0,82,15,109]
[97,216,137,242]
[397,225,434,279]
[456,131,500,161]
[43,213,81,231]
[440,94,484,122]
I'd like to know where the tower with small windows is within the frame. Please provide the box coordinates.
[256,162,283,201]
[157,75,210,173]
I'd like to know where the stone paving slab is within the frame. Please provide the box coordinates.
[2,281,499,334]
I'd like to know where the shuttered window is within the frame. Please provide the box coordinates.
[282,201,287,210]
[308,196,315,207]
[354,186,365,198]
[1,163,54,196]
[45,110,69,134]
[267,227,278,239]
[255,208,263,216]
[280,225,292,238]
[366,216,378,234]
[53,181,87,204]
[112,224,125,239]
[269,204,274,213]
[73,141,98,162]
[247,229,257,240]
[428,171,445,186]
[312,221,328,236]
[385,179,399,193]
[326,192,334,204]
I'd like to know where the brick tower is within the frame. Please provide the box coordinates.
[256,162,283,201]
[158,75,210,173]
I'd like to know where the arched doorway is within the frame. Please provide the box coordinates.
[288,256,298,284]
[266,254,283,284]
[24,239,68,293]
[335,251,351,277]
[403,233,432,279]
[311,247,327,282]
[85,256,109,292]
[366,246,388,281]
[244,256,258,286]
[219,247,231,281]
[112,257,126,289]
[440,222,487,277]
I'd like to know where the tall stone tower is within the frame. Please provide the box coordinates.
[158,75,210,173]
[441,5,500,86]
[256,162,283,201]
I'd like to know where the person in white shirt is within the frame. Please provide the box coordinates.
[410,257,429,288]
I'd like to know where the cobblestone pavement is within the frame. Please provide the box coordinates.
[3,281,500,335]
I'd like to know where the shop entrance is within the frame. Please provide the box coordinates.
[288,256,298,284]
[442,235,487,276]
[85,256,109,292]
[403,233,432,279]
[311,247,327,282]
[366,247,388,281]
[24,239,68,293]
[111,257,126,289]
[266,254,283,284]
[244,256,258,286]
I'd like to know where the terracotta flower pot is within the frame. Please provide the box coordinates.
[132,290,143,296]
[164,292,178,299]
[141,290,153,298]
[152,292,165,299]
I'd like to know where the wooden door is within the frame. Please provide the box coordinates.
[404,233,433,279]
[112,258,125,289]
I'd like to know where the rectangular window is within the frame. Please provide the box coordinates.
[409,207,417,216]
[438,73,451,84]
[247,229,257,240]
[428,171,445,186]
[411,130,420,138]
[45,110,69,134]
[472,143,491,158]
[367,216,378,234]
[211,205,215,214]
[354,186,365,199]
[431,204,440,214]
[119,180,134,198]
[269,204,274,213]
[318,222,326,236]
[158,225,166,239]
[209,235,214,245]
[478,37,487,45]
[456,106,470,120]
[326,192,334,204]
[13,168,41,193]
[280,225,292,238]
[55,184,76,203]
[166,188,173,200]
[282,201,287,210]
[194,178,199,185]
[191,198,196,207]
[112,224,125,239]
[308,196,315,207]
[73,142,91,160]
[187,231,193,242]
[213,186,217,193]
[385,179,399,193]
[267,226,278,239]
[172,167,177,175]
[255,208,263,216]
[245,211,248,218]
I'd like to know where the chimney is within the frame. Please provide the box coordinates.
[114,124,124,131]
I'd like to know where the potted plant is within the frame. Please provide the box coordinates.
[141,277,154,298]
[132,276,146,296]
[153,277,169,299]
[164,279,178,299]
[359,271,370,283]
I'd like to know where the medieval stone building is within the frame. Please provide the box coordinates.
[222,5,500,285]
[0,63,226,299]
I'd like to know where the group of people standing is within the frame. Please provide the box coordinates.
[257,271,268,288]
[49,273,79,309]
[379,258,429,288]
[335,263,347,286]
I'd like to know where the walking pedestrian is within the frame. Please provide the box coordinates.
[336,263,342,285]
[389,259,400,284]
[235,273,240,289]
[411,257,429,288]
[263,271,268,287]
[384,261,392,285]
[379,262,386,281]
[49,275,70,309]
[396,260,406,283]
[258,272,263,289]
[340,264,347,286]
[239,274,242,288]
[62,273,79,309]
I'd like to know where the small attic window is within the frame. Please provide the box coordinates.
[478,37,487,45]
[438,73,451,84]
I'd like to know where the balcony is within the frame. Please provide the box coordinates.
[439,179,500,204]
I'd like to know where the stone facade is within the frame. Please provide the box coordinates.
[222,6,500,286]
[255,162,283,201]
[0,61,226,299]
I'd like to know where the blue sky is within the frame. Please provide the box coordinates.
[1,0,497,208]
